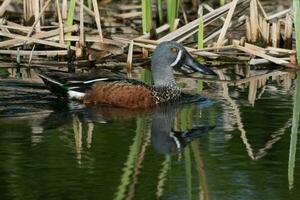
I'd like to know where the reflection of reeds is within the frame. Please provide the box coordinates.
[156,155,171,198]
[114,118,147,200]
[73,115,82,163]
[184,146,192,200]
[126,130,151,200]
[191,141,210,200]
[288,73,300,190]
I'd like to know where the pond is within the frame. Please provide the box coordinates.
[0,66,300,200]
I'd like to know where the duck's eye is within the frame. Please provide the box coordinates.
[170,47,178,53]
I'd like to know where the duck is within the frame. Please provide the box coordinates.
[36,41,216,108]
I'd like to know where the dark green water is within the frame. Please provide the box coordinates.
[0,69,300,200]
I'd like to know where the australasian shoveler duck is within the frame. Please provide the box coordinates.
[37,41,216,108]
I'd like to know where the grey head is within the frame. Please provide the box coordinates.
[151,41,216,87]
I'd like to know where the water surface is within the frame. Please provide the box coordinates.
[0,67,299,200]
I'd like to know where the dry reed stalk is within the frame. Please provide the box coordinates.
[33,0,40,32]
[62,0,67,19]
[216,0,238,47]
[55,0,64,44]
[284,13,293,49]
[0,31,76,50]
[0,24,31,33]
[0,49,68,56]
[26,0,51,37]
[266,9,291,21]
[79,0,85,47]
[126,40,134,77]
[203,4,226,21]
[180,2,188,24]
[245,16,251,42]
[0,0,12,16]
[115,11,142,19]
[158,0,249,42]
[75,0,95,17]
[136,24,170,39]
[234,42,292,66]
[266,47,296,54]
[261,18,269,42]
[250,0,258,43]
[0,25,78,48]
[256,0,267,18]
[92,0,103,42]
[271,20,280,47]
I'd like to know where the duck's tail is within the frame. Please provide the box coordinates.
[34,68,70,99]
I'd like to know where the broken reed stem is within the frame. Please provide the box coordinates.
[33,0,40,32]
[55,0,64,44]
[250,0,258,43]
[216,0,238,47]
[66,0,76,45]
[284,13,293,49]
[92,0,103,42]
[62,0,67,20]
[294,0,300,65]
[27,0,52,37]
[126,40,134,77]
[0,25,78,48]
[0,0,12,16]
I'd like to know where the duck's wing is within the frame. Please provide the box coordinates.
[35,68,150,100]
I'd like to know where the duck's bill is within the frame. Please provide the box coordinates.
[183,53,217,76]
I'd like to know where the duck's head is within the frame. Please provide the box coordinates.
[151,41,216,87]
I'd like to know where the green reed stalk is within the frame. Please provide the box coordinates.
[197,6,204,93]
[142,0,152,34]
[167,0,180,31]
[87,0,92,9]
[288,72,300,190]
[197,6,203,50]
[294,0,300,65]
[157,0,163,25]
[66,0,76,45]
[220,0,225,6]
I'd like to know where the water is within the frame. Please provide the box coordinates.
[0,67,300,200]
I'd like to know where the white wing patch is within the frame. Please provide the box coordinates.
[170,50,183,67]
[68,90,85,100]
[84,78,109,84]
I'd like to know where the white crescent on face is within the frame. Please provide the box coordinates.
[170,50,183,67]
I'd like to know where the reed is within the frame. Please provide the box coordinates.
[167,0,180,31]
[157,0,163,25]
[142,0,152,34]
[294,0,300,65]
[220,0,225,6]
[66,0,76,45]
[197,5,204,49]
[288,72,300,190]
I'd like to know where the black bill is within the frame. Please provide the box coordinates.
[183,52,217,76]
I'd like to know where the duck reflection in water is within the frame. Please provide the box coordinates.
[151,104,214,154]
[42,97,214,156]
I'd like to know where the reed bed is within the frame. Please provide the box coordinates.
[0,0,297,72]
